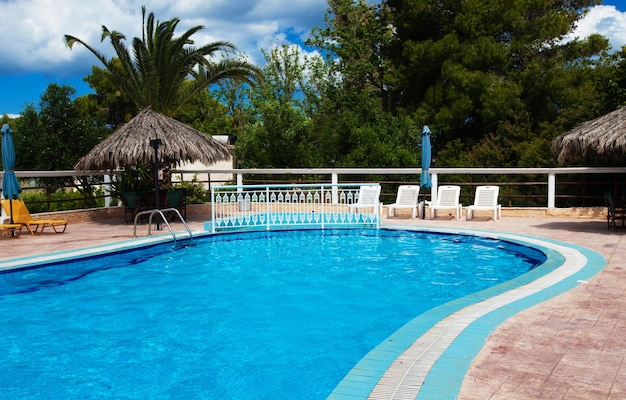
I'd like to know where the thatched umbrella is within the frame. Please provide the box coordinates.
[552,106,626,164]
[75,108,231,170]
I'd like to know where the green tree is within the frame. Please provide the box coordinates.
[10,84,108,206]
[236,45,318,168]
[304,0,419,168]
[594,45,626,113]
[83,61,137,127]
[173,82,239,138]
[64,6,260,116]
[13,84,106,171]
[308,0,392,109]
[12,105,41,170]
[384,0,609,167]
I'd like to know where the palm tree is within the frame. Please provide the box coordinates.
[65,6,260,116]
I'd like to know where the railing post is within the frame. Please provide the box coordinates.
[431,173,439,205]
[237,173,243,193]
[548,172,556,208]
[332,172,338,204]
[266,186,271,230]
[104,174,112,208]
[211,186,216,233]
[321,185,325,229]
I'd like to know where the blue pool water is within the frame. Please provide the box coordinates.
[0,229,546,399]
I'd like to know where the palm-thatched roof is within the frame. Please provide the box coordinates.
[75,108,232,170]
[552,106,626,164]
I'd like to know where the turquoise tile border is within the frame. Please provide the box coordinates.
[329,227,605,400]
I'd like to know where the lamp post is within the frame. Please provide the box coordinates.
[150,138,163,229]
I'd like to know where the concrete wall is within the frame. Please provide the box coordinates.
[15,204,606,225]
[174,159,234,189]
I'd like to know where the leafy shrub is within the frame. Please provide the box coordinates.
[22,189,106,213]
[173,180,210,204]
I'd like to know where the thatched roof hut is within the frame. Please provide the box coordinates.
[75,108,232,170]
[552,106,626,164]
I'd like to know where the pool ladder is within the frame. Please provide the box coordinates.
[133,208,193,245]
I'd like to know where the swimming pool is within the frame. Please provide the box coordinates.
[0,228,558,399]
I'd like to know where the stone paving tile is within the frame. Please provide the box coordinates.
[453,217,626,399]
[609,364,626,399]
[493,372,563,400]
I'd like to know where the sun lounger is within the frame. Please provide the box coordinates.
[466,186,501,221]
[348,185,382,214]
[0,223,23,238]
[387,185,422,219]
[425,185,462,219]
[1,199,68,235]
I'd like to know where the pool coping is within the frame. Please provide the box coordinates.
[328,226,605,400]
[0,229,209,272]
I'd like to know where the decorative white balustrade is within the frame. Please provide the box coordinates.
[210,184,380,232]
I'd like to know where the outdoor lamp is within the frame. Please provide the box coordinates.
[150,138,163,229]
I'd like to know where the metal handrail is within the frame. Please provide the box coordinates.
[133,208,193,245]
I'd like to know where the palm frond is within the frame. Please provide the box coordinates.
[65,7,259,115]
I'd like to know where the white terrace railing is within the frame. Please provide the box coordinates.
[176,167,626,208]
[1,167,626,214]
[210,184,381,232]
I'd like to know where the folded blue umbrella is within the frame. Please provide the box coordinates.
[2,124,22,223]
[420,125,432,188]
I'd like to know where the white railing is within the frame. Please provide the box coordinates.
[206,167,626,207]
[1,167,625,214]
[210,184,380,232]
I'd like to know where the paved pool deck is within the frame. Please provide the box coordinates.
[1,212,624,399]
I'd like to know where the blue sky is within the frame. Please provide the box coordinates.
[1,0,625,117]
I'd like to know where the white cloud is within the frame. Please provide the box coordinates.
[0,0,140,75]
[569,5,626,51]
[0,0,327,77]
[1,1,624,81]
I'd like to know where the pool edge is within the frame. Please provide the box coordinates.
[0,229,212,272]
[327,226,606,400]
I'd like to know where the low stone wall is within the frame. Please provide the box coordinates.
[500,207,605,219]
[186,203,212,216]
[32,203,214,224]
[32,206,125,223]
[26,204,606,224]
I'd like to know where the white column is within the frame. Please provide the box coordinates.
[104,174,112,207]
[237,173,243,193]
[548,172,556,208]
[332,172,338,203]
[431,173,438,204]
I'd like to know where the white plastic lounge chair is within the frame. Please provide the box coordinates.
[387,185,422,219]
[426,185,462,220]
[348,185,382,214]
[466,186,501,221]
